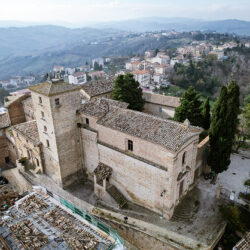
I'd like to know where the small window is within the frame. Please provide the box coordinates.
[41,111,44,118]
[86,118,89,125]
[159,107,162,113]
[55,98,60,106]
[128,140,133,151]
[36,158,39,166]
[44,126,47,132]
[182,152,186,165]
[39,96,42,104]
[46,139,50,148]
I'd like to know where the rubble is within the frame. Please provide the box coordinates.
[0,185,20,214]
[0,189,116,249]
[17,194,48,213]
[10,219,48,249]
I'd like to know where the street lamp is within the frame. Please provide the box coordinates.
[160,189,166,219]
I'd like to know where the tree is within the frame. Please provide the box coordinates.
[112,73,144,111]
[174,86,203,126]
[94,62,100,71]
[208,86,230,175]
[208,82,240,177]
[243,103,250,136]
[201,97,211,130]
[226,81,240,149]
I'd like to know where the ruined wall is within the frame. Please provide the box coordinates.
[22,97,35,121]
[6,97,27,125]
[12,129,43,173]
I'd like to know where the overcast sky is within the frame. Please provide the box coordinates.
[1,0,250,25]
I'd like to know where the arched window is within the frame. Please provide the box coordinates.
[182,152,186,165]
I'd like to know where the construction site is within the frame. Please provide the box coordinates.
[0,185,124,250]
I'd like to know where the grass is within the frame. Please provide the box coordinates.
[154,85,185,97]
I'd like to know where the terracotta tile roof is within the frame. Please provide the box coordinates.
[97,107,201,152]
[29,81,81,96]
[13,120,40,145]
[0,113,10,129]
[72,72,86,77]
[81,79,114,97]
[132,70,150,75]
[78,98,128,118]
[143,92,180,108]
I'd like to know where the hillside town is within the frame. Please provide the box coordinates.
[0,1,250,249]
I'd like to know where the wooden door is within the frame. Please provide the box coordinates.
[179,180,184,198]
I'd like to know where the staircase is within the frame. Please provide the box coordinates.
[107,185,128,209]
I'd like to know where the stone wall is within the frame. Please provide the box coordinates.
[12,128,43,174]
[31,89,83,187]
[143,92,180,119]
[22,97,35,121]
[0,129,8,167]
[6,96,28,125]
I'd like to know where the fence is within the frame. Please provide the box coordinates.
[43,187,124,249]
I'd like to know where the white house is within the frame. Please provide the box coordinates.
[53,65,64,72]
[68,72,87,85]
[132,70,151,87]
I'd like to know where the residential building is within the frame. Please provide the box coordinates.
[68,72,87,85]
[132,70,151,87]
[88,71,105,80]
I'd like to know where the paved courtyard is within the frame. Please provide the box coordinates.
[214,153,250,203]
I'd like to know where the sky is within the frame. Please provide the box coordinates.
[1,0,250,25]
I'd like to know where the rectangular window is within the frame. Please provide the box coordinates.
[128,140,133,151]
[39,96,42,104]
[86,118,89,125]
[44,126,47,132]
[41,111,44,118]
[159,107,162,113]
[46,139,50,148]
[55,98,60,106]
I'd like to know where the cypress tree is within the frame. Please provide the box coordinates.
[112,73,144,111]
[226,81,240,147]
[174,86,203,127]
[208,86,230,174]
[201,97,211,130]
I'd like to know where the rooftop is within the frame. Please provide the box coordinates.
[0,189,116,250]
[81,79,114,97]
[72,71,86,77]
[29,81,81,97]
[97,106,201,152]
[12,120,40,145]
[143,92,180,108]
[132,70,150,75]
[0,113,10,129]
[78,98,128,118]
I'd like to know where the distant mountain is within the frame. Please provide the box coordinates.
[0,25,121,58]
[89,17,250,36]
